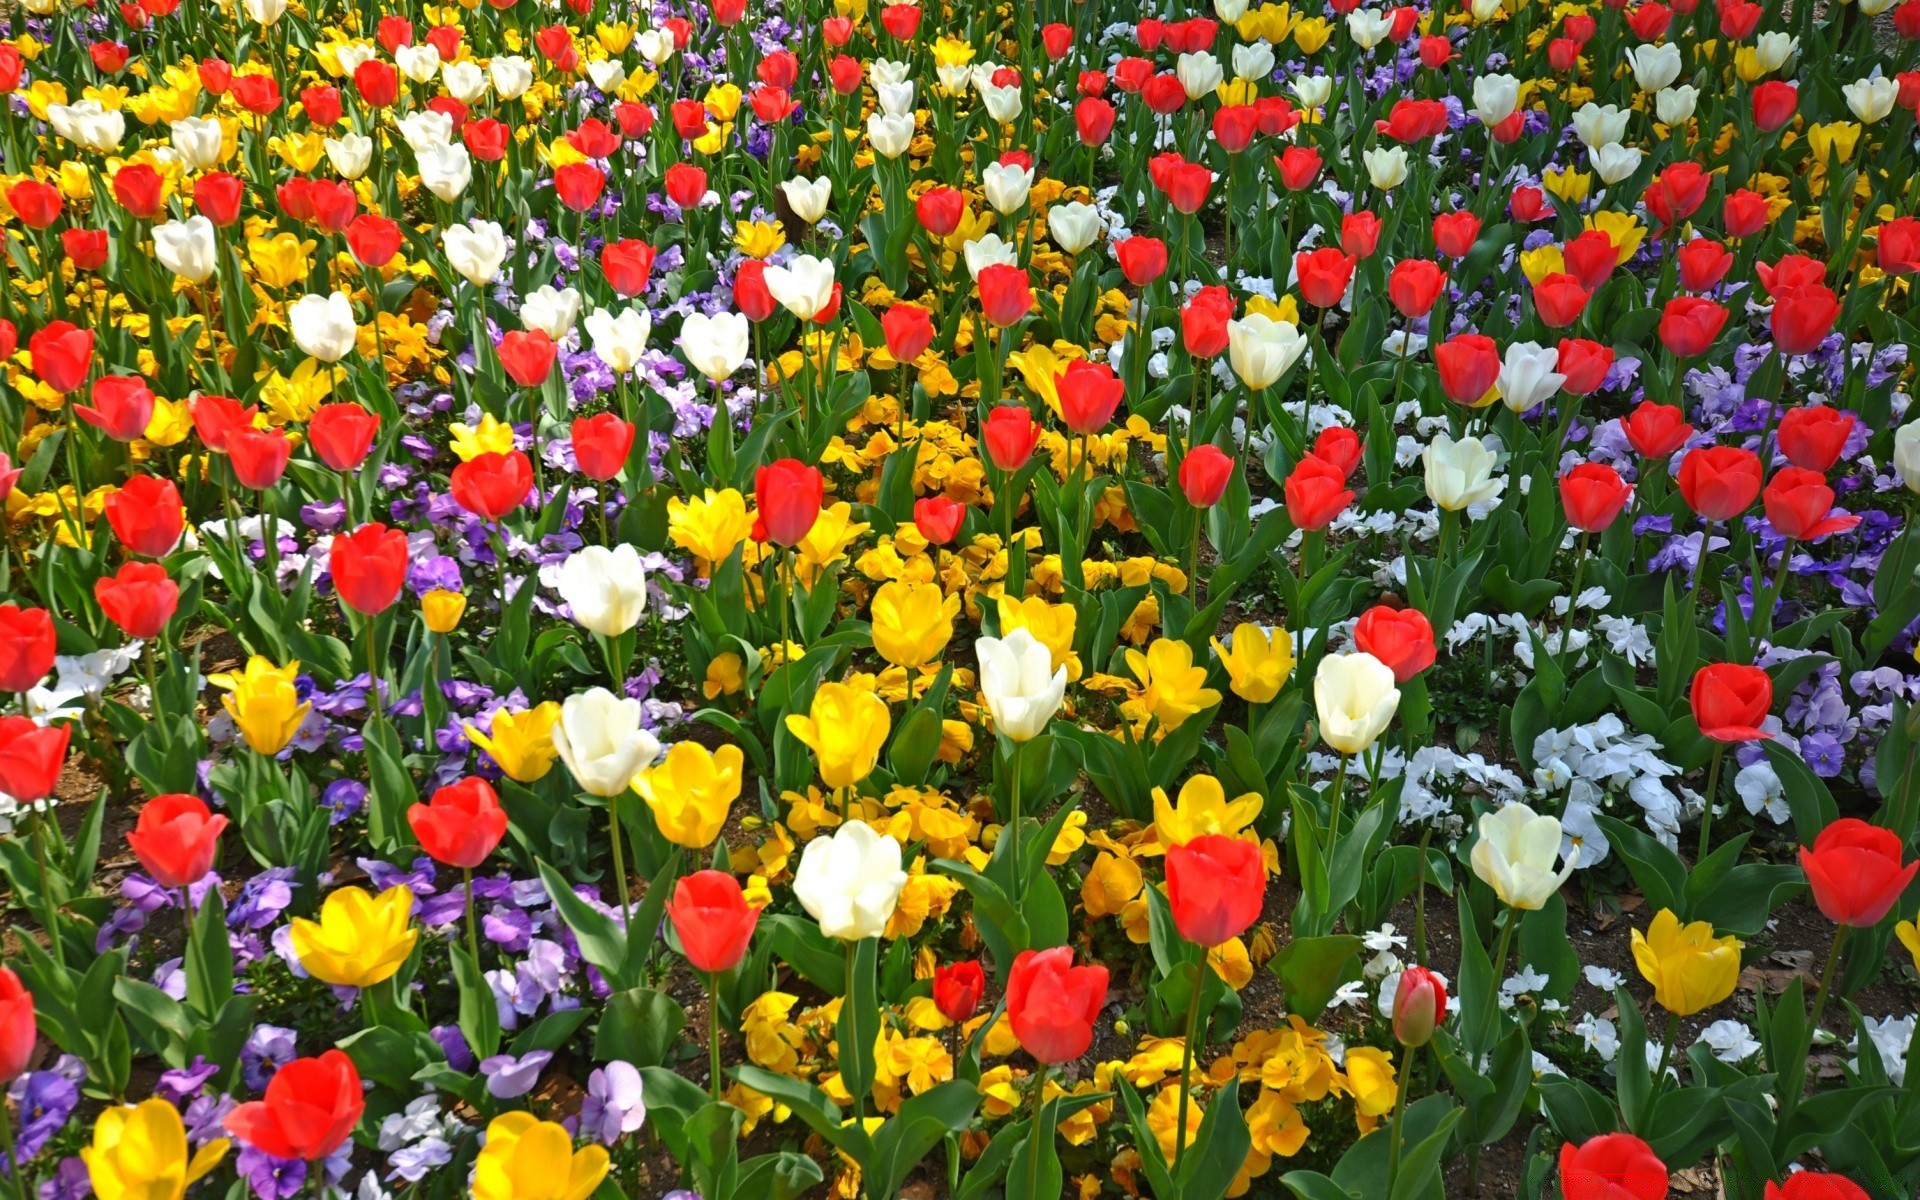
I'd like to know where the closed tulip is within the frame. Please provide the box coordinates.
[556,544,649,637]
[1056,359,1125,434]
[0,967,34,1083]
[1495,341,1565,414]
[753,458,824,546]
[1392,966,1446,1048]
[1677,445,1762,520]
[634,743,742,849]
[77,376,155,442]
[1423,432,1505,511]
[977,627,1068,742]
[215,656,311,756]
[407,777,509,869]
[554,688,660,797]
[1434,334,1501,406]
[331,523,409,616]
[1764,1175,1869,1200]
[1632,909,1741,1016]
[450,451,534,521]
[289,292,359,362]
[1764,467,1861,540]
[1798,818,1918,928]
[153,216,217,282]
[1470,803,1579,910]
[127,793,227,888]
[1006,946,1108,1063]
[1313,652,1400,754]
[680,311,751,381]
[1559,1134,1667,1200]
[0,717,69,802]
[785,682,891,787]
[665,869,758,972]
[472,1114,609,1200]
[764,255,837,322]
[444,220,507,287]
[308,404,380,472]
[1690,663,1773,741]
[871,580,960,668]
[934,960,986,1024]
[1166,833,1264,946]
[0,604,55,692]
[83,1099,229,1200]
[224,1050,363,1160]
[1226,313,1308,389]
[1775,405,1855,472]
[290,884,419,987]
[1351,605,1436,682]
[1622,401,1693,458]
[1178,444,1234,507]
[1560,463,1633,532]
[793,819,907,940]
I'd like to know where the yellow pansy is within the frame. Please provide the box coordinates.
[290,884,419,988]
[1342,1046,1398,1133]
[1081,851,1144,917]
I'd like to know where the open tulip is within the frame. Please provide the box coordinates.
[553,688,660,797]
[1631,908,1741,1017]
[1559,1134,1667,1200]
[408,777,509,869]
[1799,818,1918,928]
[84,1099,229,1200]
[1423,433,1504,511]
[976,627,1068,742]
[1351,605,1436,681]
[290,884,419,988]
[792,819,907,940]
[1210,623,1295,703]
[215,656,311,756]
[785,682,891,787]
[472,1114,609,1200]
[1471,803,1579,910]
[224,1050,364,1160]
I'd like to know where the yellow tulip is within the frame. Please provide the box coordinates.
[290,884,419,988]
[1896,918,1919,974]
[83,1100,229,1200]
[212,656,311,756]
[871,581,960,669]
[595,21,634,52]
[1123,638,1222,735]
[422,589,467,634]
[1292,16,1333,51]
[667,488,755,572]
[1210,623,1295,704]
[1806,122,1861,165]
[634,742,743,849]
[703,82,743,122]
[785,682,891,790]
[1631,909,1741,1017]
[448,413,517,462]
[996,595,1080,681]
[465,702,562,783]
[1153,774,1263,848]
[472,1114,610,1200]
[247,232,315,289]
[1541,164,1592,205]
[733,220,786,259]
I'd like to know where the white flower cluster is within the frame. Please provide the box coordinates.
[1399,745,1527,830]
[1531,715,1687,864]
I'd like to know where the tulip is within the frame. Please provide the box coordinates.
[1658,296,1729,357]
[1677,445,1761,520]
[497,330,556,389]
[77,376,155,442]
[224,1050,363,1160]
[680,311,751,381]
[83,1099,230,1200]
[521,286,583,340]
[933,960,987,1025]
[871,581,959,668]
[0,967,34,1083]
[1632,908,1741,1017]
[464,702,562,784]
[978,263,1034,327]
[1434,334,1501,407]
[635,742,742,849]
[472,1114,610,1200]
[153,216,217,283]
[290,884,419,988]
[584,306,653,376]
[1210,623,1295,704]
[1775,406,1855,472]
[793,819,908,940]
[1056,359,1125,434]
[1423,433,1504,511]
[1284,456,1354,530]
[1047,201,1102,254]
[29,322,95,394]
[408,776,509,869]
[571,414,636,483]
[331,523,409,616]
[305,405,377,474]
[1178,445,1234,507]
[1226,314,1308,389]
[666,868,759,977]
[1691,663,1773,742]
[127,793,227,888]
[868,112,915,157]
[95,562,179,639]
[764,255,837,322]
[1351,605,1436,682]
[554,688,660,799]
[1006,946,1108,1063]
[0,604,54,692]
[1799,818,1918,928]
[785,682,891,788]
[753,459,823,547]
[1388,259,1448,319]
[1561,463,1633,532]
[444,220,507,287]
[1772,283,1841,356]
[1559,1134,1668,1200]
[1764,467,1860,540]
[1314,652,1400,755]
[288,291,360,363]
[0,716,69,802]
[1622,401,1693,458]
[1765,1176,1870,1200]
[984,406,1042,471]
[1392,966,1446,1048]
[556,544,649,638]
[209,656,309,757]
[450,451,534,521]
[228,428,293,490]
[1166,834,1263,947]
[1295,247,1357,307]
[1471,803,1579,911]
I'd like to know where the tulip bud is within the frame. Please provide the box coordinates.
[1392,966,1446,1047]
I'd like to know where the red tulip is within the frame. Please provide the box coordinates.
[111,163,165,220]
[1311,427,1363,478]
[913,496,965,545]
[301,84,343,126]
[105,476,185,557]
[1166,834,1263,947]
[1775,406,1854,473]
[451,451,535,521]
[1677,445,1762,521]
[572,414,635,482]
[1115,236,1168,286]
[497,330,556,389]
[882,304,935,365]
[0,967,35,1083]
[1660,296,1730,360]
[1677,238,1733,293]
[1764,1173,1870,1200]
[191,394,258,454]
[664,162,708,209]
[1533,274,1592,328]
[127,793,228,888]
[1057,360,1125,434]
[307,182,357,233]
[881,3,921,38]
[0,716,69,801]
[1560,463,1632,532]
[933,959,986,1024]
[1391,966,1446,1048]
[1284,456,1354,531]
[1432,211,1481,258]
[1178,445,1234,508]
[664,869,759,973]
[1751,80,1798,131]
[984,406,1041,472]
[0,605,53,693]
[915,188,965,237]
[224,1050,365,1161]
[1389,259,1447,318]
[1562,230,1617,291]
[29,322,95,394]
[463,118,510,161]
[1340,211,1382,259]
[408,776,509,869]
[331,523,410,616]
[1352,605,1437,682]
[1878,216,1920,275]
[753,459,824,546]
[77,376,156,442]
[978,264,1034,328]
[308,403,381,472]
[1295,247,1357,308]
[553,162,606,212]
[1690,663,1773,741]
[95,562,180,639]
[229,428,294,490]
[62,228,110,270]
[345,214,403,270]
[1274,145,1322,191]
[1509,184,1554,223]
[353,59,399,107]
[1180,287,1233,358]
[5,180,61,229]
[1798,818,1918,928]
[1622,401,1692,458]
[231,73,281,115]
[1559,1134,1668,1200]
[1763,468,1860,541]
[1723,188,1773,239]
[1646,162,1709,230]
[1075,97,1116,145]
[732,260,777,322]
[1161,161,1213,214]
[1771,284,1840,356]
[1006,946,1108,1063]
[1434,334,1501,407]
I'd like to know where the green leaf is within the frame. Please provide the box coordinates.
[536,858,634,990]
[836,937,879,1108]
[1267,935,1362,1023]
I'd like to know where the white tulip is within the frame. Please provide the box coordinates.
[982,162,1034,215]
[1470,803,1579,910]
[1472,74,1519,126]
[635,28,676,65]
[1215,0,1249,23]
[868,113,915,158]
[1047,202,1103,254]
[875,80,915,117]
[398,111,454,153]
[444,220,507,287]
[679,311,751,381]
[288,292,359,363]
[333,42,377,77]
[1860,0,1897,15]
[980,81,1022,123]
[153,217,217,284]
[1364,145,1409,190]
[1232,42,1274,82]
[976,628,1067,742]
[587,59,627,95]
[1423,432,1505,511]
[1314,652,1400,755]
[1844,76,1898,124]
[489,56,535,100]
[552,688,660,798]
[169,117,224,170]
[1496,342,1565,414]
[1177,51,1224,99]
[779,176,832,224]
[585,306,651,374]
[1623,42,1682,92]
[763,255,837,322]
[417,143,473,202]
[870,58,912,85]
[394,43,440,83]
[325,133,374,180]
[937,62,972,94]
[962,233,1019,279]
[47,101,124,153]
[443,61,488,104]
[1655,84,1699,125]
[1293,74,1333,109]
[1572,102,1629,149]
[1753,32,1798,71]
[241,0,285,25]
[521,285,583,340]
[1227,314,1308,390]
[792,820,908,941]
[556,544,649,638]
[1346,8,1394,49]
[1895,420,1920,493]
[1470,0,1502,19]
[1588,142,1643,185]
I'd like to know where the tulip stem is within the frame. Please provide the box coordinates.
[708,970,725,1102]
[608,796,631,917]
[0,1092,24,1200]
[1486,906,1516,1038]
[1025,1060,1050,1200]
[463,866,481,973]
[1806,924,1849,1064]
[31,807,62,969]
[1652,1010,1679,1099]
[1007,755,1023,904]
[1321,754,1349,908]
[1384,1043,1415,1195]
[1697,744,1725,863]
[1413,825,1433,964]
[1553,531,1592,687]
[1172,974,1205,1183]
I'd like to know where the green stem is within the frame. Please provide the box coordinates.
[1413,825,1434,964]
[1652,1010,1679,1099]
[463,866,481,973]
[1172,975,1205,1182]
[708,970,725,1102]
[1806,924,1849,1060]
[1024,1061,1050,1200]
[1322,754,1350,899]
[1697,744,1725,863]
[608,794,631,916]
[30,807,62,969]
[1384,1043,1416,1193]
[1008,750,1023,904]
